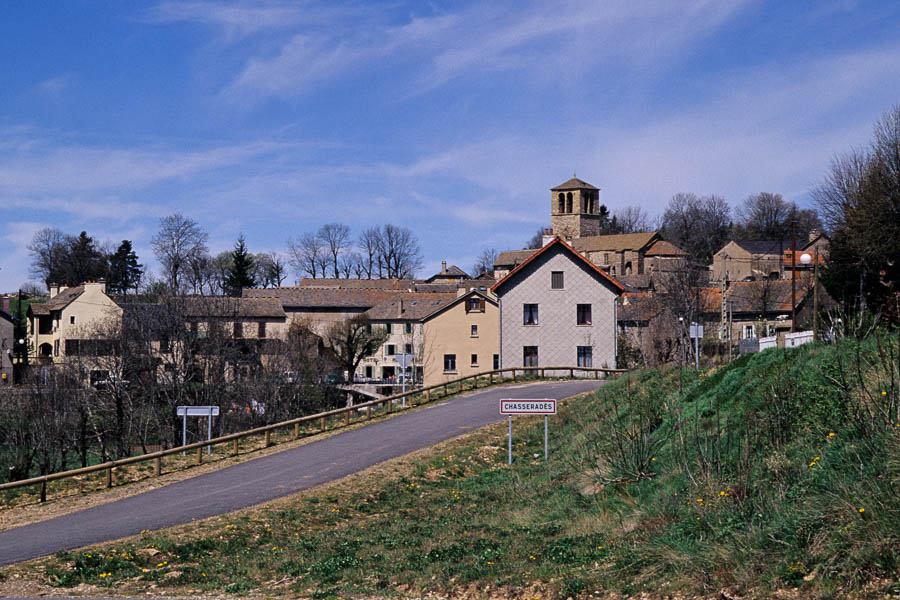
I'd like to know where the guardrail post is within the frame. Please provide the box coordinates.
[155,456,162,476]
[233,438,239,456]
[106,466,113,487]
[321,416,326,432]
[40,479,47,503]
[473,376,478,389]
[264,430,271,447]
[512,369,516,382]
[594,369,599,379]
[344,410,350,426]
[366,405,371,420]
[294,423,300,439]
[540,368,544,378]
[569,368,573,378]
[387,398,392,413]
[426,389,431,403]
[197,446,203,464]
[489,372,493,385]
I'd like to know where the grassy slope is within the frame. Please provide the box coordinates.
[17,337,900,599]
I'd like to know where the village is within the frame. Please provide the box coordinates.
[0,176,829,397]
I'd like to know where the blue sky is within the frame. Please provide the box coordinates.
[2,0,900,291]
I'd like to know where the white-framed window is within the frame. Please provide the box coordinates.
[443,354,456,372]
[742,324,755,339]
[577,304,592,325]
[523,304,538,325]
[523,346,538,367]
[551,271,564,289]
[577,346,593,367]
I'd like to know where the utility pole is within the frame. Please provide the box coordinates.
[813,247,819,341]
[790,208,797,333]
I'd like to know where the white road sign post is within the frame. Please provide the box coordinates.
[177,405,220,455]
[499,399,557,464]
[396,353,414,404]
[689,323,704,370]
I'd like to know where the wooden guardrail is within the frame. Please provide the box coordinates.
[0,366,624,502]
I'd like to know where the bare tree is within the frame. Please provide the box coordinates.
[324,314,390,381]
[358,227,381,279]
[339,252,360,279]
[660,193,731,265]
[379,224,423,278]
[613,205,652,234]
[27,227,67,288]
[151,214,209,295]
[525,227,545,249]
[318,223,352,278]
[287,232,324,279]
[472,248,499,277]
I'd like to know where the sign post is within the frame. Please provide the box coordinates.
[396,353,414,404]
[177,406,220,455]
[689,323,704,370]
[499,399,557,464]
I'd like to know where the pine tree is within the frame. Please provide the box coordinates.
[224,234,256,296]
[108,240,143,296]
[62,231,106,285]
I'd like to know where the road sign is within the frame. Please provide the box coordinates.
[499,399,556,414]
[689,323,703,339]
[177,406,219,454]
[176,406,220,416]
[500,398,556,464]
[395,353,414,368]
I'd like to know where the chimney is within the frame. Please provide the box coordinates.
[49,283,60,298]
[542,228,555,247]
[398,297,404,317]
[84,279,107,295]
[441,261,447,274]
[2,298,9,313]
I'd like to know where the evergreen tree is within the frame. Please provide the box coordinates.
[224,234,256,296]
[61,231,106,285]
[108,240,143,296]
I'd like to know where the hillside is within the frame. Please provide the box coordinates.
[11,335,899,599]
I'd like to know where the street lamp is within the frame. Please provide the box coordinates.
[799,251,819,340]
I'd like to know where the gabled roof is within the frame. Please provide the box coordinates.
[28,286,85,316]
[174,297,286,319]
[491,237,625,295]
[725,279,813,313]
[0,309,14,324]
[494,249,538,268]
[551,177,599,191]
[572,232,659,253]
[420,289,498,322]
[364,292,457,321]
[244,286,399,309]
[730,239,792,255]
[425,265,470,283]
[644,239,687,257]
[297,278,417,290]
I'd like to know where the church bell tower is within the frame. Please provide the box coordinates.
[550,175,601,240]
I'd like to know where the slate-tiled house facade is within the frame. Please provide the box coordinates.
[492,237,625,370]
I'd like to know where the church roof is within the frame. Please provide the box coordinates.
[551,177,599,191]
[571,232,659,253]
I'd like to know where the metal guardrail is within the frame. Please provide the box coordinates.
[0,366,625,502]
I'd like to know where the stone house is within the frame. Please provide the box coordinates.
[710,240,792,283]
[492,237,625,370]
[358,292,457,383]
[420,290,499,387]
[424,262,470,284]
[572,232,661,277]
[26,281,122,365]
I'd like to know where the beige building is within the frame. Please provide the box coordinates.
[492,237,625,370]
[420,290,499,387]
[27,281,122,364]
[358,292,457,383]
[710,240,791,283]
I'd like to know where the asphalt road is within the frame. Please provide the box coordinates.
[0,379,604,566]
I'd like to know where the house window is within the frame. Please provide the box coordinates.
[523,304,538,325]
[70,315,76,325]
[233,321,243,338]
[386,323,393,334]
[405,322,412,334]
[551,271,564,289]
[467,297,483,312]
[577,304,592,325]
[190,321,198,333]
[365,366,373,379]
[443,354,457,372]
[493,354,499,369]
[404,343,412,354]
[523,346,538,367]
[387,344,396,355]
[742,325,755,339]
[471,324,478,337]
[577,346,593,367]
[258,322,266,338]
[160,337,170,353]
[471,353,478,367]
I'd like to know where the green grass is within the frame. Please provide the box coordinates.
[37,336,900,598]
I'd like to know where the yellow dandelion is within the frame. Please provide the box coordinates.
[859,508,865,513]
[697,498,703,503]
[882,391,887,395]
